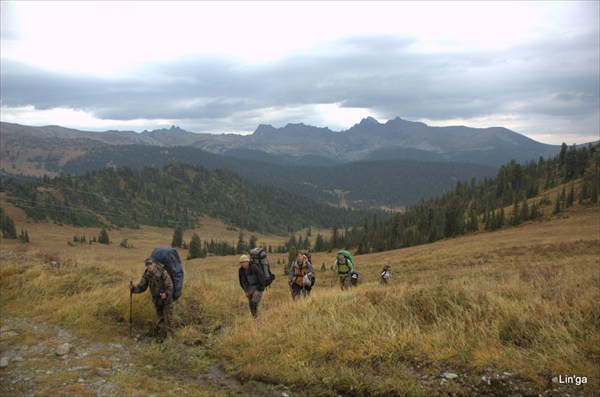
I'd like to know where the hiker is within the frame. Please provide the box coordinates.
[380,264,392,285]
[332,252,354,291]
[130,256,175,341]
[350,270,359,287]
[288,253,315,299]
[238,254,266,317]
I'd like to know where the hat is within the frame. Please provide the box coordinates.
[144,257,155,265]
[239,255,250,263]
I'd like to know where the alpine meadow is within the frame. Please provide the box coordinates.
[1,121,599,397]
[3,2,600,396]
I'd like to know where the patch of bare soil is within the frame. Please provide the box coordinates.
[0,316,294,397]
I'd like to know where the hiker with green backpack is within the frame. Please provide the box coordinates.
[332,250,354,291]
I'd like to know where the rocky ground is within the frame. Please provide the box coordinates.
[1,316,137,396]
[0,316,292,397]
[1,316,595,397]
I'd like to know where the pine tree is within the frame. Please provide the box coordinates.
[0,213,17,239]
[188,233,203,259]
[249,235,257,249]
[98,228,110,245]
[171,226,184,248]
[553,192,561,214]
[288,246,297,267]
[19,229,29,243]
[566,184,575,208]
[236,231,246,254]
[314,233,325,252]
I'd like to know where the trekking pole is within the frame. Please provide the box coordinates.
[129,279,133,336]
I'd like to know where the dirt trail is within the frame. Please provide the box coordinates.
[0,316,292,397]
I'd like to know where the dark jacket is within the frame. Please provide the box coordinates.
[239,263,266,294]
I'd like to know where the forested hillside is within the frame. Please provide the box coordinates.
[334,143,599,253]
[58,144,496,208]
[0,164,374,235]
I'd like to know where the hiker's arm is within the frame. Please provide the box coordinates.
[131,273,148,294]
[239,268,249,292]
[306,261,315,275]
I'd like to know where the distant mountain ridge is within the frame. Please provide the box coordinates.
[0,118,565,210]
[1,117,563,167]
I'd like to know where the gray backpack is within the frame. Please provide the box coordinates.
[249,247,275,287]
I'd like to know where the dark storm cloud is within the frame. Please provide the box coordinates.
[1,28,598,133]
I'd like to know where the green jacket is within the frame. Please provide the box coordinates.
[332,258,354,274]
[132,263,174,306]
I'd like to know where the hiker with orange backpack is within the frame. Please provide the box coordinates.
[288,252,315,299]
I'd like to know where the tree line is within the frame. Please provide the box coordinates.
[317,143,598,253]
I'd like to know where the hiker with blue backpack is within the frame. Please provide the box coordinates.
[332,251,354,291]
[288,252,315,299]
[129,256,175,341]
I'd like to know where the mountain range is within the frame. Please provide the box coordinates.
[0,118,568,209]
[1,117,562,167]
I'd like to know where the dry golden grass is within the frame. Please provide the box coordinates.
[1,194,599,396]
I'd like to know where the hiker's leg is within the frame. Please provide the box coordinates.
[250,301,258,317]
[248,297,254,315]
[291,284,301,300]
[162,303,175,338]
[342,275,350,290]
[155,305,167,341]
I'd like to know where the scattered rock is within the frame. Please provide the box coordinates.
[55,343,72,356]
[0,356,10,368]
[442,372,459,380]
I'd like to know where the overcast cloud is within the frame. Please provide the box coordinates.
[1,1,598,144]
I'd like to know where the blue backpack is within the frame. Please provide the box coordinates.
[151,247,184,301]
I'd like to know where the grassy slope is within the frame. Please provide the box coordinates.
[1,196,598,396]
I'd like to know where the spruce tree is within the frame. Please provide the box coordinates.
[0,213,17,239]
[171,226,184,248]
[98,228,110,245]
[249,235,257,249]
[188,233,203,259]
[288,246,297,267]
[236,231,246,254]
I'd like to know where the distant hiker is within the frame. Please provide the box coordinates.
[380,264,392,285]
[332,251,354,291]
[130,257,174,341]
[350,270,359,287]
[238,254,266,317]
[288,253,315,299]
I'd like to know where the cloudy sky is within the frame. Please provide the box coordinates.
[1,1,598,145]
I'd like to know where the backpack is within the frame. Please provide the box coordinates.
[151,247,184,301]
[337,250,355,267]
[249,247,275,287]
